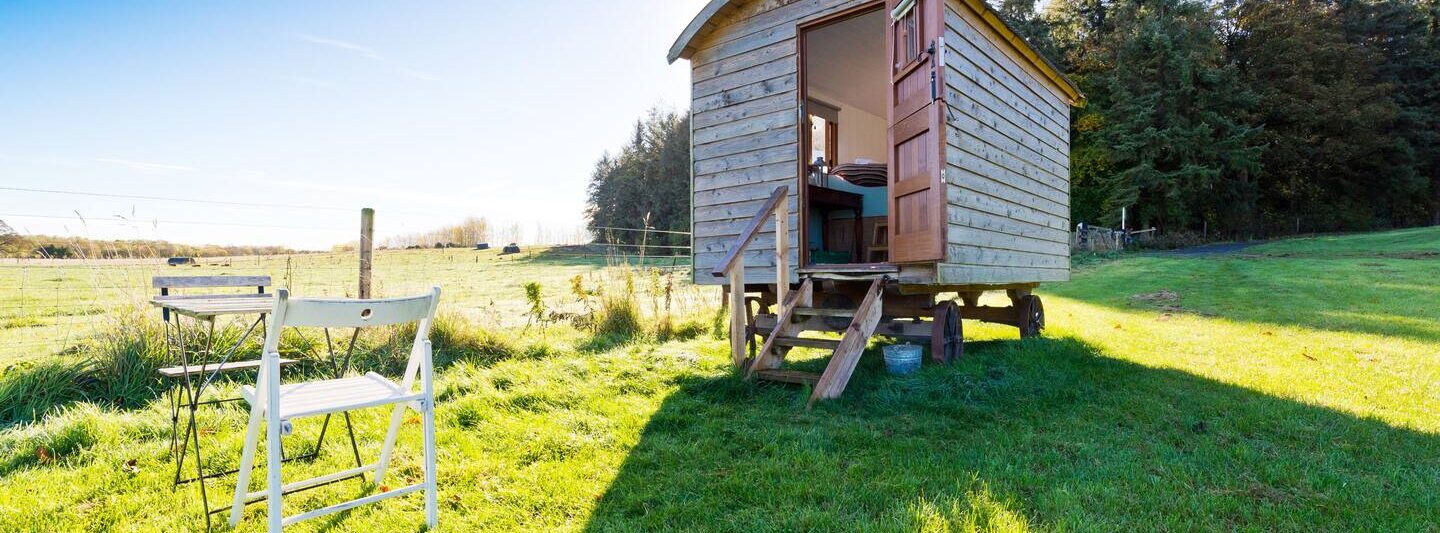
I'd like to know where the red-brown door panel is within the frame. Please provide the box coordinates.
[886,0,946,264]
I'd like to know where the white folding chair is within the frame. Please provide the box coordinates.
[228,287,442,531]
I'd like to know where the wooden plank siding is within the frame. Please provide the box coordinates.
[688,0,872,286]
[936,0,1071,284]
[685,0,1073,286]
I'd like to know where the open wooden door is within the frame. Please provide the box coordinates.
[886,0,946,263]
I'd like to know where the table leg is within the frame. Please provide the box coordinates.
[164,317,177,456]
[854,212,863,262]
[173,314,193,486]
[198,319,218,527]
[189,398,211,530]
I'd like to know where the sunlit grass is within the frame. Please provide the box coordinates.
[1,228,1439,530]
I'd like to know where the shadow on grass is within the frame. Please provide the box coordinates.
[584,336,1440,530]
[1047,253,1440,344]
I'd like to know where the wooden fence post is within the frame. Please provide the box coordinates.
[359,208,374,299]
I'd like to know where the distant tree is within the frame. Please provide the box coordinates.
[380,216,490,248]
[34,243,72,259]
[1335,0,1440,226]
[1052,0,1261,232]
[585,108,690,248]
[1231,0,1415,231]
[0,219,22,256]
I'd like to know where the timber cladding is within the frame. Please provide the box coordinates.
[690,0,873,286]
[938,0,1071,284]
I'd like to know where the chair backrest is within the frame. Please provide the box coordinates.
[153,275,273,320]
[153,275,272,294]
[260,287,442,358]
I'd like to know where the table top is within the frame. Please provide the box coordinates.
[151,294,275,319]
[808,183,863,209]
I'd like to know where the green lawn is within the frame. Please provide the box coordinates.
[2,228,1438,531]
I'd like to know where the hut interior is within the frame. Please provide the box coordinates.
[801,6,889,266]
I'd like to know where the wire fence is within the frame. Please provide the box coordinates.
[0,200,699,362]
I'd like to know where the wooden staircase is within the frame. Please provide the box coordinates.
[746,276,885,408]
[709,186,894,408]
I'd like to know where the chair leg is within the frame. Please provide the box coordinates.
[265,360,284,531]
[373,403,405,486]
[422,362,437,528]
[423,398,437,528]
[266,416,283,532]
[229,395,264,525]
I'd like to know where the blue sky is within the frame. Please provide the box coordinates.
[0,0,708,249]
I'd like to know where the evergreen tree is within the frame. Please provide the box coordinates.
[1426,0,1440,224]
[1427,0,1440,224]
[1086,0,1262,231]
[1336,0,1435,226]
[585,108,691,248]
[1232,0,1407,231]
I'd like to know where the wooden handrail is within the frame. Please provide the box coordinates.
[715,185,791,369]
[712,186,789,277]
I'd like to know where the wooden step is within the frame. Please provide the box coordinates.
[798,263,898,281]
[797,263,898,274]
[754,369,821,385]
[772,336,841,350]
[792,307,855,318]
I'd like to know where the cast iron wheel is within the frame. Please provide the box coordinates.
[1018,294,1045,338]
[744,296,762,361]
[930,300,964,364]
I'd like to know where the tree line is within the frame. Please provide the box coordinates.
[1003,0,1440,236]
[0,220,297,259]
[377,216,497,250]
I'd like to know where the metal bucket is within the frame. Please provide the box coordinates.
[882,344,923,375]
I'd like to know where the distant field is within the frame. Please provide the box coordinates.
[0,248,704,364]
[1,228,1438,530]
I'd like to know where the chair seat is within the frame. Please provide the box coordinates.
[242,372,419,420]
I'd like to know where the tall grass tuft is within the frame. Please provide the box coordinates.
[88,317,168,410]
[0,403,140,475]
[0,358,95,424]
[591,270,643,342]
[356,314,520,374]
[0,310,173,424]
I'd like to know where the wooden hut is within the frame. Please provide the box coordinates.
[671,0,1082,405]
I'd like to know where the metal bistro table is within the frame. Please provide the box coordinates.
[152,277,337,529]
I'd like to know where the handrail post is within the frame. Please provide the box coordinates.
[728,267,746,368]
[774,193,789,306]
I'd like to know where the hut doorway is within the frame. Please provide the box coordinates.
[799,4,890,268]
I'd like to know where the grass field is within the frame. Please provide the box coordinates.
[0,248,703,362]
[1,228,1438,531]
